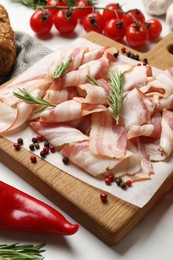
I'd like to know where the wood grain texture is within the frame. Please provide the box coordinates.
[0,32,173,245]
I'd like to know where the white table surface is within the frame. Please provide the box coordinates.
[1,0,173,259]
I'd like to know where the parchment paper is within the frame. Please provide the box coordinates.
[2,37,173,208]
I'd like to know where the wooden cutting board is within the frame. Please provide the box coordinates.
[1,31,173,245]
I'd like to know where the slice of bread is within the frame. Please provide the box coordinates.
[0,4,16,77]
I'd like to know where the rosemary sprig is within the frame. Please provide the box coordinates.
[13,88,55,109]
[0,243,45,259]
[16,0,47,8]
[107,70,126,124]
[86,75,100,86]
[53,60,72,79]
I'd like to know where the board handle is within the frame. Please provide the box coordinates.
[146,33,173,70]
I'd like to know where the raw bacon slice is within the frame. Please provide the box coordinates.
[123,65,152,92]
[140,137,166,161]
[51,56,110,89]
[43,86,77,105]
[0,74,50,106]
[159,94,173,110]
[40,100,82,123]
[81,104,107,116]
[122,88,155,130]
[127,112,162,139]
[0,88,43,134]
[128,138,154,181]
[141,73,173,98]
[159,109,173,159]
[30,122,89,147]
[82,48,105,64]
[89,111,127,159]
[74,83,107,105]
[47,47,87,78]
[61,140,141,177]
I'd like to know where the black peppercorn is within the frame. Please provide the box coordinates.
[143,58,148,64]
[40,150,46,158]
[17,138,23,145]
[32,137,38,143]
[114,51,119,58]
[114,177,122,186]
[120,181,127,190]
[44,141,50,147]
[63,157,69,165]
[29,144,35,151]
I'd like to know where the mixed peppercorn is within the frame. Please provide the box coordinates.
[13,136,133,204]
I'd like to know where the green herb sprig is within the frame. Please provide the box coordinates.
[86,75,100,86]
[107,70,126,124]
[53,60,72,79]
[13,88,55,112]
[0,243,45,260]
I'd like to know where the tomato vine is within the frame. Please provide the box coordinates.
[27,1,163,48]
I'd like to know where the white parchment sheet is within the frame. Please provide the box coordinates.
[3,38,173,208]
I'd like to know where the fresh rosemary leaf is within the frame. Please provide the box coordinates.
[107,70,126,124]
[13,88,55,108]
[53,60,72,79]
[16,0,47,8]
[86,75,100,86]
[0,243,45,260]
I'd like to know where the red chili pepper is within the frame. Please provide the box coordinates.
[0,181,79,235]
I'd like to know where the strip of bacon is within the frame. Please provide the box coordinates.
[0,75,50,106]
[43,86,77,105]
[40,100,82,123]
[61,140,141,177]
[122,65,152,92]
[140,137,166,161]
[51,56,110,89]
[81,104,107,116]
[127,112,162,139]
[122,88,155,130]
[47,47,88,78]
[141,73,173,98]
[30,121,89,148]
[0,88,42,134]
[159,109,173,159]
[159,94,173,110]
[82,48,105,64]
[128,138,154,181]
[89,111,127,158]
[74,83,107,105]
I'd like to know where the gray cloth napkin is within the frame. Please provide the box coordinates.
[0,31,52,84]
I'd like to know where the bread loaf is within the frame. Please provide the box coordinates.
[0,4,16,77]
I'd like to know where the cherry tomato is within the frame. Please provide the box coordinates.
[82,12,105,33]
[145,18,162,40]
[46,0,68,16]
[104,19,126,42]
[53,10,78,34]
[123,9,145,26]
[30,9,54,35]
[102,3,123,22]
[125,22,148,48]
[75,0,93,22]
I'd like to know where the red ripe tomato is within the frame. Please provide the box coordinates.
[46,0,68,16]
[104,19,126,42]
[125,22,148,48]
[145,18,162,40]
[123,9,145,26]
[82,12,105,33]
[30,9,54,35]
[53,10,78,34]
[102,3,123,22]
[75,0,93,22]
